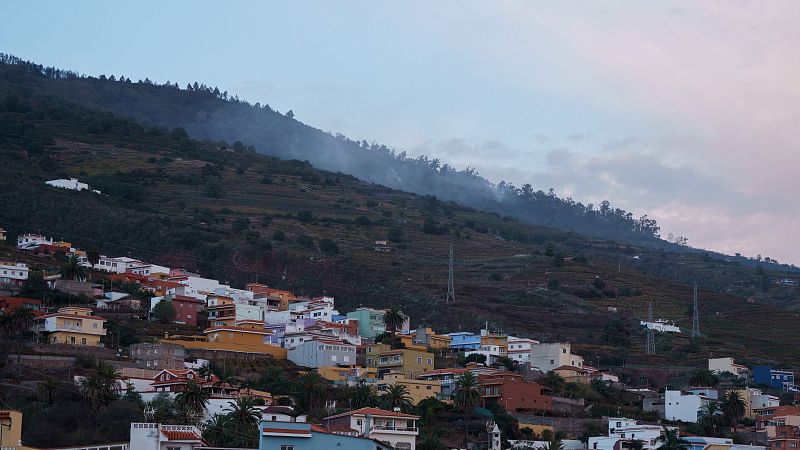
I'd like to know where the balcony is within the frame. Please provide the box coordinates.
[369,425,418,434]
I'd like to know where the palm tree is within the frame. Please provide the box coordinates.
[175,379,210,424]
[60,254,86,281]
[383,307,405,335]
[223,396,261,448]
[721,390,746,432]
[38,376,61,405]
[352,383,379,408]
[452,371,481,446]
[11,306,35,334]
[202,414,230,447]
[380,384,413,412]
[295,371,328,413]
[543,372,566,394]
[543,438,565,450]
[689,369,720,387]
[79,362,121,408]
[699,402,723,437]
[656,427,689,450]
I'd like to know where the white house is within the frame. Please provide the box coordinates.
[507,336,539,364]
[709,357,749,378]
[46,178,88,191]
[588,417,673,450]
[127,263,170,276]
[641,319,681,333]
[665,389,714,423]
[16,233,53,250]
[129,423,204,450]
[529,342,584,373]
[323,407,419,450]
[0,262,29,286]
[94,256,143,274]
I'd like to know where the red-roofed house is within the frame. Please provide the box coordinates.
[0,296,44,316]
[130,422,206,450]
[323,407,419,450]
[150,369,239,397]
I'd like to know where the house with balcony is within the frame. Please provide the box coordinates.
[366,344,434,379]
[447,331,481,351]
[207,301,263,327]
[728,388,780,419]
[767,425,800,450]
[755,406,800,430]
[347,307,388,338]
[0,262,29,288]
[419,368,468,400]
[754,366,796,391]
[479,372,552,413]
[260,420,393,450]
[150,368,239,397]
[322,407,419,450]
[33,306,107,346]
[589,417,675,450]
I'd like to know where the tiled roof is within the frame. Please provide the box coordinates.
[324,407,419,420]
[161,429,203,441]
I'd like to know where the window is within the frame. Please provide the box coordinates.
[331,355,337,362]
[168,447,181,450]
[81,338,87,345]
[562,348,567,353]
[70,336,76,344]
[417,357,422,363]
[427,358,432,364]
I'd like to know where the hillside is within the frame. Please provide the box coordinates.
[1,86,799,370]
[0,53,673,247]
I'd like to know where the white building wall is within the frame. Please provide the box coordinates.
[0,262,29,282]
[529,343,584,372]
[664,390,705,422]
[46,178,88,191]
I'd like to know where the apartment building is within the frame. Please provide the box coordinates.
[375,373,442,405]
[33,306,107,346]
[366,344,434,379]
[322,407,419,450]
[478,373,552,413]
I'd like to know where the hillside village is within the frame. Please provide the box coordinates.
[1,230,799,450]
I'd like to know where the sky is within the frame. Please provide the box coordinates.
[3,1,798,264]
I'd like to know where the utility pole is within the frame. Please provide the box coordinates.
[692,281,700,338]
[646,302,655,354]
[446,243,455,302]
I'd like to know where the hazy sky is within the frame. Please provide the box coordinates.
[3,1,798,264]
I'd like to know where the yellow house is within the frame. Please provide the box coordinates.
[480,332,508,357]
[366,343,435,379]
[376,373,441,405]
[318,366,377,384]
[398,334,428,351]
[33,307,106,346]
[164,325,287,359]
[427,331,452,349]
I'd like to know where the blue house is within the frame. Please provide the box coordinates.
[260,421,393,450]
[753,365,795,390]
[447,332,480,351]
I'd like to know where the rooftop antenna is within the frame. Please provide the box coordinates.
[446,243,455,302]
[692,281,700,337]
[646,302,655,354]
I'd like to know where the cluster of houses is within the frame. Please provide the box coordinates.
[3,233,800,450]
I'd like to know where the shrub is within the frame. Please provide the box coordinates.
[319,238,340,254]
